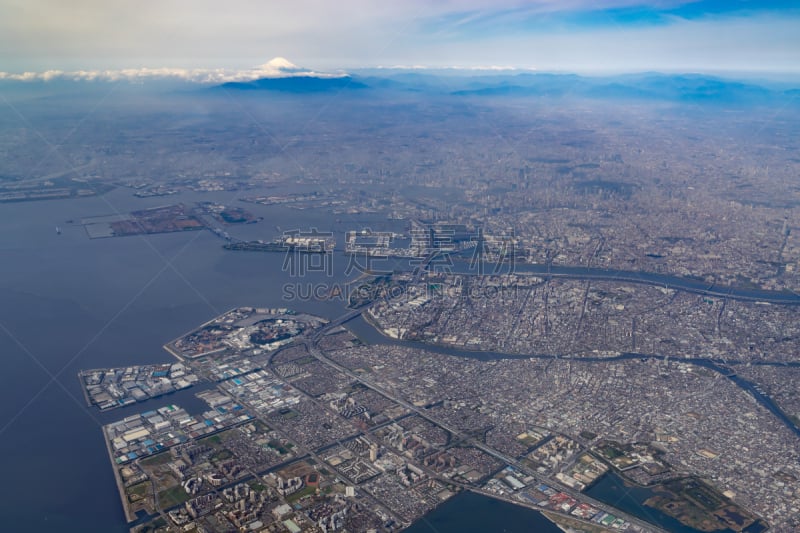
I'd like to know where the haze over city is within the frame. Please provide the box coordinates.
[2,1,800,533]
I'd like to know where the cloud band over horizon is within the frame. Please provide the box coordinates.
[1,0,799,75]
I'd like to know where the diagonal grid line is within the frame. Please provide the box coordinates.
[276,13,426,156]
[1,87,225,356]
[221,6,427,179]
[220,87,309,176]
[0,228,208,435]
[442,9,798,525]
[0,320,105,434]
[4,81,228,341]
[97,192,223,317]
[6,81,120,180]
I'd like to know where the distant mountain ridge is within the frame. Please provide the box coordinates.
[3,56,796,105]
[219,75,366,93]
[213,65,794,103]
[446,73,779,103]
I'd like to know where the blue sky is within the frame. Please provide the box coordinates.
[1,0,799,77]
[428,1,798,34]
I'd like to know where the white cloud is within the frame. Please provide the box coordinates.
[0,57,347,83]
[1,1,798,74]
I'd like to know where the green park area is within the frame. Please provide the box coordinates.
[646,478,763,532]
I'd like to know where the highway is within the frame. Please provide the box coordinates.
[303,327,668,533]
[286,257,799,532]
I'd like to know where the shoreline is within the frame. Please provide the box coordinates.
[103,427,136,523]
[77,370,93,407]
